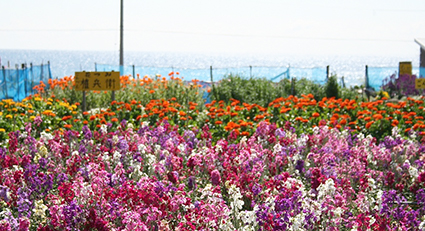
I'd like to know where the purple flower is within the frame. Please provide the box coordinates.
[252,183,262,197]
[0,185,9,202]
[82,125,92,140]
[188,176,196,190]
[63,200,83,228]
[117,136,129,152]
[211,169,221,186]
[295,159,304,173]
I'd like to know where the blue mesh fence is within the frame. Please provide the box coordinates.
[95,64,328,84]
[0,63,52,101]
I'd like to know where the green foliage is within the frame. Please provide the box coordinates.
[210,74,290,107]
[210,73,358,106]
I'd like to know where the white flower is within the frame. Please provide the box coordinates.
[273,143,282,154]
[102,152,110,162]
[178,143,186,153]
[409,166,419,180]
[138,144,147,154]
[333,207,343,217]
[99,124,108,134]
[113,150,121,162]
[145,154,156,165]
[32,199,48,221]
[40,131,53,142]
[112,135,119,143]
[317,178,336,200]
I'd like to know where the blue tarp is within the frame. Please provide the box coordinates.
[0,63,51,101]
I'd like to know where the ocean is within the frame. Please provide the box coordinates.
[0,49,420,88]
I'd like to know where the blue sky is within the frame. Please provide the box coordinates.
[1,0,425,56]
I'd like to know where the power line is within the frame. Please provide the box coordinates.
[0,28,413,43]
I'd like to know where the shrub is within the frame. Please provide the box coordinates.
[325,74,340,98]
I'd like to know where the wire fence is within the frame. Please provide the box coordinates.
[95,63,330,85]
[0,63,52,101]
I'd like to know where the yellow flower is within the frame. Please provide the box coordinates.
[12,108,18,112]
[5,114,12,119]
[46,102,52,105]
[0,112,2,116]
[0,128,5,132]
[60,102,69,107]
[42,110,53,115]
[34,97,42,101]
[30,116,35,121]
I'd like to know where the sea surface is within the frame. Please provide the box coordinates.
[0,49,420,88]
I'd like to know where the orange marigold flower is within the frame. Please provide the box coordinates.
[364,116,371,122]
[365,121,374,129]
[372,114,383,120]
[111,118,119,122]
[89,115,96,121]
[215,121,223,125]
[63,124,72,129]
[180,117,187,121]
[241,131,250,136]
[312,112,320,117]
[83,120,88,125]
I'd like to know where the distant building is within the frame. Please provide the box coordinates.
[414,38,425,77]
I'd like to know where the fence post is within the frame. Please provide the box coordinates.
[23,63,28,98]
[2,66,6,99]
[95,62,97,72]
[210,66,217,100]
[133,65,135,78]
[16,64,20,101]
[250,65,252,78]
[48,61,52,80]
[326,65,330,81]
[82,91,86,112]
[291,77,295,96]
[365,65,369,88]
[30,63,34,95]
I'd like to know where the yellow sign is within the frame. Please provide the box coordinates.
[74,71,120,91]
[416,78,425,89]
[399,62,412,76]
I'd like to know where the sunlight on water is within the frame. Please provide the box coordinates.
[0,49,419,88]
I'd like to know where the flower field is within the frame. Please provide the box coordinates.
[0,74,425,230]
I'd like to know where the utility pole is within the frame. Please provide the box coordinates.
[114,0,124,101]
